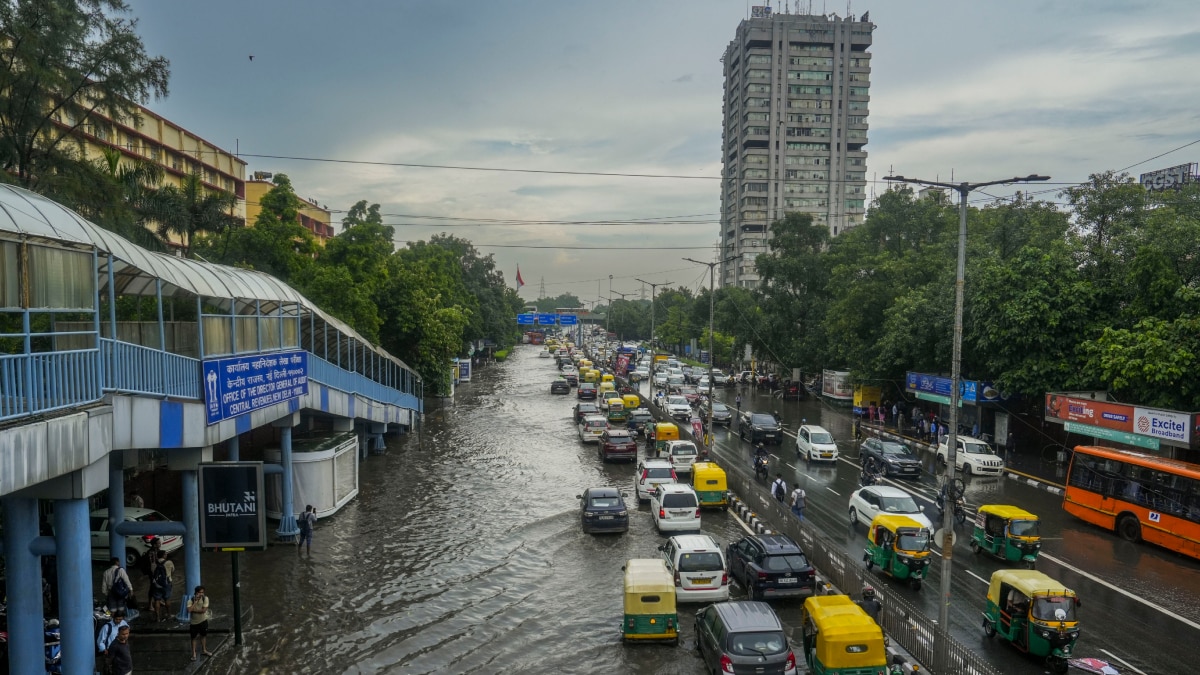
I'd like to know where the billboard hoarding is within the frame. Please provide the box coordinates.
[821,369,853,401]
[1139,163,1195,192]
[1134,407,1190,444]
[1065,421,1160,451]
[198,462,267,551]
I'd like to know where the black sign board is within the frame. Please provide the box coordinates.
[198,462,267,551]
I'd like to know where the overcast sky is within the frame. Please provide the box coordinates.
[126,0,1200,303]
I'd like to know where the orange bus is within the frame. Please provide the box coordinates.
[1063,445,1200,560]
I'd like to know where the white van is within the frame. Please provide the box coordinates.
[658,534,729,602]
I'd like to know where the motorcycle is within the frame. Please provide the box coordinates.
[754,455,769,481]
[936,480,968,525]
[860,458,881,487]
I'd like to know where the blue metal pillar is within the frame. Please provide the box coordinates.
[157,278,166,392]
[2,497,43,674]
[228,434,240,461]
[177,468,201,622]
[53,498,96,675]
[276,424,299,541]
[108,450,126,567]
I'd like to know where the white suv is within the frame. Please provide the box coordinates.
[635,460,678,501]
[937,435,1005,476]
[665,440,699,474]
[658,534,729,602]
[578,415,608,443]
[796,425,838,462]
[650,484,701,533]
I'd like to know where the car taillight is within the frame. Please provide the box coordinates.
[720,654,735,673]
[785,650,796,671]
[674,572,681,586]
[722,572,729,585]
[659,509,666,519]
[695,509,701,518]
[757,571,769,580]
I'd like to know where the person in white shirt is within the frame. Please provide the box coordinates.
[100,558,132,611]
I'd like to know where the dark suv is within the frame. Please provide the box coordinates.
[577,383,598,400]
[726,534,815,600]
[739,411,782,445]
[696,601,798,675]
[861,437,922,478]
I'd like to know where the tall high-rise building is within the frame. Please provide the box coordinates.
[719,9,873,288]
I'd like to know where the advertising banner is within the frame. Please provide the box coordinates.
[1134,407,1190,444]
[821,369,853,401]
[198,462,267,550]
[616,353,630,375]
[905,372,983,404]
[1064,421,1160,451]
[204,351,308,425]
[1044,394,1133,432]
[853,385,882,415]
[459,359,471,382]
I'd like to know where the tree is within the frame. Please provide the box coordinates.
[1080,314,1200,410]
[341,199,383,231]
[200,173,316,281]
[149,172,239,257]
[0,0,169,196]
[72,146,166,249]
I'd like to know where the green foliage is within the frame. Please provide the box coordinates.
[199,173,317,282]
[0,0,169,196]
[149,172,239,257]
[494,349,510,361]
[1081,316,1200,409]
[534,293,583,313]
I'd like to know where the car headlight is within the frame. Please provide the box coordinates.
[616,510,627,517]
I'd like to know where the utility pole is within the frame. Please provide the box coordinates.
[684,255,740,451]
[885,172,1048,668]
[607,274,613,336]
[635,278,671,352]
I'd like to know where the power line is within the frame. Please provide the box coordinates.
[392,242,717,250]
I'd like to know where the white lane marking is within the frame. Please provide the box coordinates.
[784,463,797,470]
[825,487,840,496]
[1039,551,1200,631]
[1100,649,1147,675]
[731,509,756,535]
[965,569,988,585]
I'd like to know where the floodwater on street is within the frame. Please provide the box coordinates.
[197,345,1200,675]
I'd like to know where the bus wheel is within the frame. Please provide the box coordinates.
[1116,514,1142,543]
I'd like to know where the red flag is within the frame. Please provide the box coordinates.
[516,266,525,288]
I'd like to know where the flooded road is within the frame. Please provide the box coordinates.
[194,347,1200,674]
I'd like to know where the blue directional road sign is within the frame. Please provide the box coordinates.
[536,313,558,325]
[558,314,578,326]
[516,313,535,325]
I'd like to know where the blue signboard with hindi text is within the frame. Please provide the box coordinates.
[536,313,558,325]
[558,314,578,326]
[516,313,535,325]
[203,350,308,425]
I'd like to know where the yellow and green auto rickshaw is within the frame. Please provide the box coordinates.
[622,394,641,412]
[607,398,628,424]
[621,559,678,644]
[601,373,615,384]
[800,595,887,675]
[653,422,680,458]
[982,569,1080,673]
[599,380,617,396]
[971,505,1041,568]
[690,461,728,508]
[582,368,600,384]
[863,514,932,590]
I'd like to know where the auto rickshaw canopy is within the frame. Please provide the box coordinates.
[602,373,615,383]
[653,422,680,442]
[987,569,1076,606]
[622,394,641,409]
[803,595,887,669]
[691,462,727,489]
[868,514,930,552]
[623,559,676,613]
[599,381,616,394]
[978,504,1038,521]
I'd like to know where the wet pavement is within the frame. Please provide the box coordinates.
[164,346,1200,675]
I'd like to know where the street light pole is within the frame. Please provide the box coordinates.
[607,274,613,336]
[884,172,1049,663]
[633,278,672,381]
[684,255,740,450]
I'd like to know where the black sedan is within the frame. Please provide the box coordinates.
[860,437,922,478]
[577,487,629,534]
[703,401,733,427]
[551,380,571,394]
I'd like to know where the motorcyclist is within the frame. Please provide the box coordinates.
[860,458,879,486]
[856,584,883,626]
[753,442,769,474]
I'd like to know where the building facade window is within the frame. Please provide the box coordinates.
[788,70,831,80]
[786,142,829,151]
[788,85,832,95]
[848,86,870,96]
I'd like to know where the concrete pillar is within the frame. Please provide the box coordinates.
[2,497,44,675]
[275,416,299,541]
[370,422,387,454]
[108,449,126,568]
[177,468,201,623]
[228,434,240,462]
[53,498,96,675]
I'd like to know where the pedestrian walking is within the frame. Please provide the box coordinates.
[789,483,806,522]
[188,586,212,661]
[298,504,317,554]
[101,558,132,611]
[892,403,899,427]
[1006,431,1016,459]
[150,551,174,622]
[735,393,742,413]
[771,473,788,502]
[97,608,128,663]
[929,419,938,445]
[107,624,132,675]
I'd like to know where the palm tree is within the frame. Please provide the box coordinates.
[150,172,240,257]
[86,148,169,250]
